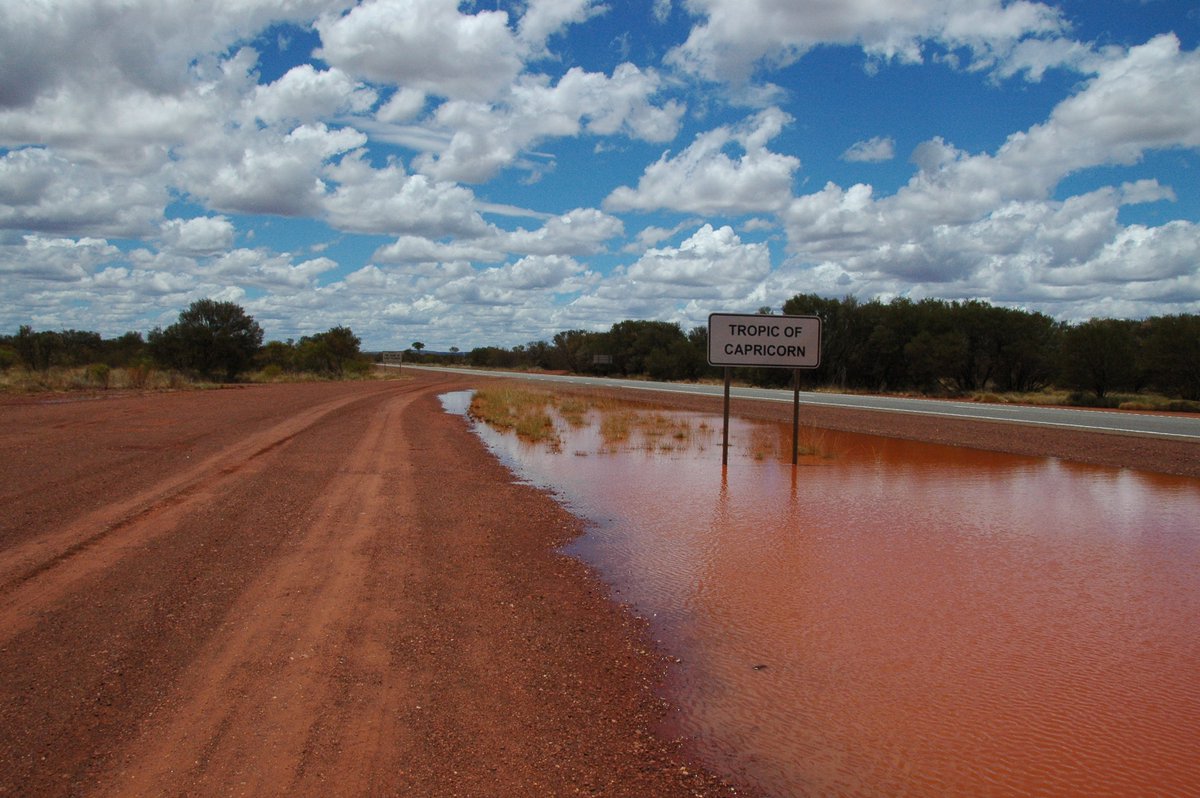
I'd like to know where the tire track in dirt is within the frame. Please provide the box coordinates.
[96,384,424,796]
[0,379,437,796]
[2,373,749,798]
[0,387,409,646]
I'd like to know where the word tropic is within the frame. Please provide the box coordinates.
[725,323,808,339]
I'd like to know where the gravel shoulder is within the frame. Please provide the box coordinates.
[1,370,1193,797]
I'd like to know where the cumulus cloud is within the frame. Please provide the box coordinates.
[502,208,625,257]
[624,224,771,298]
[372,207,623,263]
[316,0,524,102]
[518,0,607,55]
[0,0,342,109]
[604,107,799,214]
[0,148,167,237]
[0,234,120,282]
[438,254,593,307]
[373,237,507,265]
[250,65,377,123]
[160,217,236,256]
[0,0,1195,348]
[775,35,1200,319]
[667,0,1068,83]
[179,123,366,217]
[1009,34,1200,172]
[410,64,683,182]
[842,136,895,163]
[376,88,428,123]
[206,249,339,291]
[322,151,489,237]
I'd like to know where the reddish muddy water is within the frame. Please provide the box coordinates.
[444,392,1200,797]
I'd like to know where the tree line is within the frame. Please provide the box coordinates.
[5,295,1197,404]
[1,299,368,382]
[450,295,1199,404]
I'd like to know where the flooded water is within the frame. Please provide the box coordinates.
[442,391,1200,797]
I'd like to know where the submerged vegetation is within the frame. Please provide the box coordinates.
[468,387,562,449]
[470,385,712,454]
[467,385,830,462]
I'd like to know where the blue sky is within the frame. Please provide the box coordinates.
[2,0,1198,351]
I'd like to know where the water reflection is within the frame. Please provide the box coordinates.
[443,391,1200,797]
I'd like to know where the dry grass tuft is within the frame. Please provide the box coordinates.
[0,365,194,393]
[469,386,562,449]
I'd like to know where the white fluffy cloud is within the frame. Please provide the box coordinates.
[250,65,377,123]
[767,35,1200,321]
[316,0,525,102]
[410,64,683,183]
[322,152,490,237]
[784,35,1200,260]
[0,148,167,237]
[605,107,799,213]
[842,136,895,163]
[372,207,623,263]
[0,234,120,282]
[518,0,607,56]
[206,249,339,291]
[0,0,344,109]
[0,0,1195,348]
[160,217,236,256]
[625,223,770,297]
[667,0,1068,82]
[180,123,366,217]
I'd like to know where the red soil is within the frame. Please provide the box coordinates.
[0,369,1192,797]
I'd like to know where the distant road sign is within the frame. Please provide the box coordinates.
[708,312,822,369]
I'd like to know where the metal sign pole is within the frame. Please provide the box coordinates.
[792,368,801,465]
[722,367,731,467]
[707,312,822,469]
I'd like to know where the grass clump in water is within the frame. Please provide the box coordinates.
[469,386,562,449]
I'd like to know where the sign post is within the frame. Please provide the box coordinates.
[707,313,822,466]
[381,351,404,372]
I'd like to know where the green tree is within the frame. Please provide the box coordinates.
[103,331,147,367]
[606,320,689,377]
[14,325,58,370]
[258,340,297,372]
[1141,314,1200,400]
[989,308,1061,393]
[149,299,264,381]
[551,329,604,373]
[1060,318,1138,399]
[296,326,362,375]
[0,342,17,370]
[782,294,867,388]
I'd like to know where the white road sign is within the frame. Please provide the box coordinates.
[708,312,822,369]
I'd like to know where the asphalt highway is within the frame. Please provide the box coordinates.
[402,365,1200,443]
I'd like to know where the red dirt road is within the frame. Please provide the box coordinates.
[2,369,1193,797]
[0,372,742,797]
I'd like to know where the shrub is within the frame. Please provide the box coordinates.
[85,363,111,389]
[148,299,263,381]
